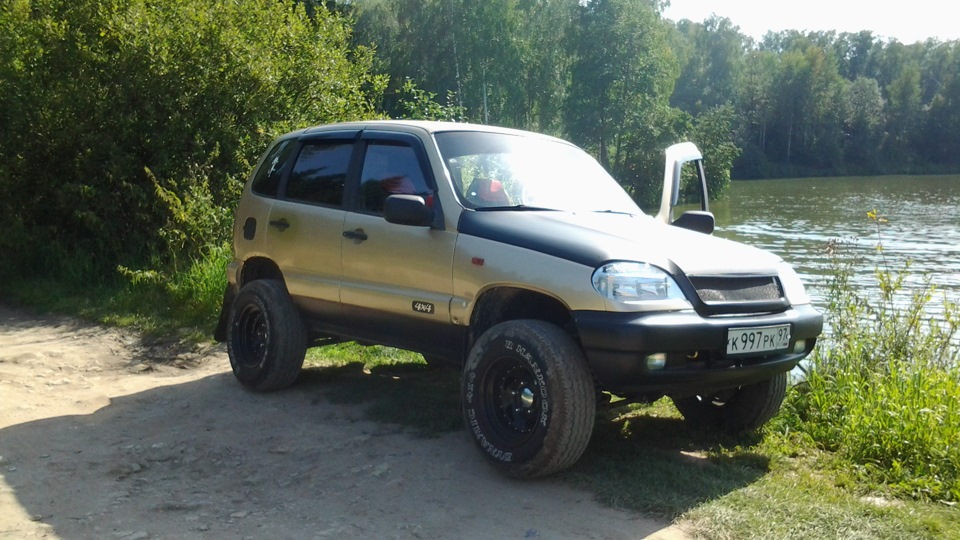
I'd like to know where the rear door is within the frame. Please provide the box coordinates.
[265,130,359,309]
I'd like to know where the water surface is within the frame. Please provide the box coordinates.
[712,175,960,309]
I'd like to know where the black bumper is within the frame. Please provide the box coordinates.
[573,304,823,396]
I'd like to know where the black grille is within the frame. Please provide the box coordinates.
[688,275,783,304]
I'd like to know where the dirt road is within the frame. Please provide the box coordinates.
[0,307,688,539]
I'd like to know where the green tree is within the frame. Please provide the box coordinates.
[918,42,960,167]
[670,16,747,116]
[733,49,778,177]
[351,0,531,127]
[762,37,844,173]
[832,30,880,80]
[517,0,579,133]
[884,63,923,164]
[842,77,886,169]
[687,105,740,201]
[565,0,677,171]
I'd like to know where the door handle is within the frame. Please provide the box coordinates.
[269,218,290,232]
[342,228,368,241]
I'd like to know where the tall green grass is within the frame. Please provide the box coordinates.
[2,172,231,337]
[779,211,960,502]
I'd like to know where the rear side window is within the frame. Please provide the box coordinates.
[358,142,431,214]
[286,141,353,207]
[251,139,296,197]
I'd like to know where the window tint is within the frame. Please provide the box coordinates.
[251,139,295,197]
[358,143,431,214]
[286,141,353,207]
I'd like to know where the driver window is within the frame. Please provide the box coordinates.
[358,142,431,214]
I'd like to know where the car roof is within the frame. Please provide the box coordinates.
[297,120,566,143]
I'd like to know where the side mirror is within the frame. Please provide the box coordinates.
[672,210,715,235]
[384,195,433,227]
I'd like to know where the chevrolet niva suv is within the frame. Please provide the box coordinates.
[214,120,822,478]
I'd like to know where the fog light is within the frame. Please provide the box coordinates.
[792,340,807,354]
[645,353,667,370]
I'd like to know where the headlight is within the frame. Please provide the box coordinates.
[592,262,687,304]
[777,261,811,305]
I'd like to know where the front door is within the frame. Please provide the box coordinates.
[339,131,458,352]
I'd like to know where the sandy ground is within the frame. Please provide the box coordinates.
[0,306,689,540]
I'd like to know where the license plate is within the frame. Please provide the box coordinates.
[726,325,791,355]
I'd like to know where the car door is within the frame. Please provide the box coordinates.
[265,131,359,312]
[339,130,458,351]
[655,142,714,234]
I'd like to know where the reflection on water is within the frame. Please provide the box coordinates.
[712,175,960,313]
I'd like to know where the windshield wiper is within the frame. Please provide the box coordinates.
[591,209,639,216]
[475,205,561,212]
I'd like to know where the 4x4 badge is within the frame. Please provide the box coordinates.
[412,301,435,314]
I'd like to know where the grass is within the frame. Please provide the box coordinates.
[569,399,960,539]
[5,282,959,539]
[3,210,958,538]
[0,244,229,341]
[776,214,960,503]
[294,346,960,539]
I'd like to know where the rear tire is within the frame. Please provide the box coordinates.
[462,320,595,478]
[672,372,787,433]
[227,280,306,391]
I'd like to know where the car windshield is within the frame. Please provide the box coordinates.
[434,131,642,215]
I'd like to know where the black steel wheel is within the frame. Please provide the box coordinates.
[672,372,788,433]
[227,279,306,391]
[462,320,595,478]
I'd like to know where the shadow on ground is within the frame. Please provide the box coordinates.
[306,362,771,520]
[1,361,701,539]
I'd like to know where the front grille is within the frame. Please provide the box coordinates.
[688,275,783,305]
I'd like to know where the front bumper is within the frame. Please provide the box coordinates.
[573,304,823,396]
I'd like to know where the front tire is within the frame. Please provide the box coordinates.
[462,320,595,478]
[227,280,306,392]
[672,372,787,433]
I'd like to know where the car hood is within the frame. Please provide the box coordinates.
[457,210,783,276]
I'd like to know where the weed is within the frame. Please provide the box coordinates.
[781,210,960,502]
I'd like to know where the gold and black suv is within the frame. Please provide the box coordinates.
[215,120,822,478]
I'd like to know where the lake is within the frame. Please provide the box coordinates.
[711,174,960,315]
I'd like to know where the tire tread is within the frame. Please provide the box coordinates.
[463,320,595,478]
[227,279,306,392]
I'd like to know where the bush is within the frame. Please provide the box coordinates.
[0,0,385,279]
[781,211,960,501]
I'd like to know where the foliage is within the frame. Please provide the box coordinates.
[351,0,740,205]
[353,2,959,181]
[350,0,530,126]
[734,31,960,178]
[117,164,237,328]
[0,0,383,281]
[396,79,467,122]
[779,211,960,502]
[683,105,740,203]
[565,0,678,173]
[670,15,746,116]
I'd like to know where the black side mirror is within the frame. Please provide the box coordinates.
[672,210,715,235]
[384,195,434,227]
